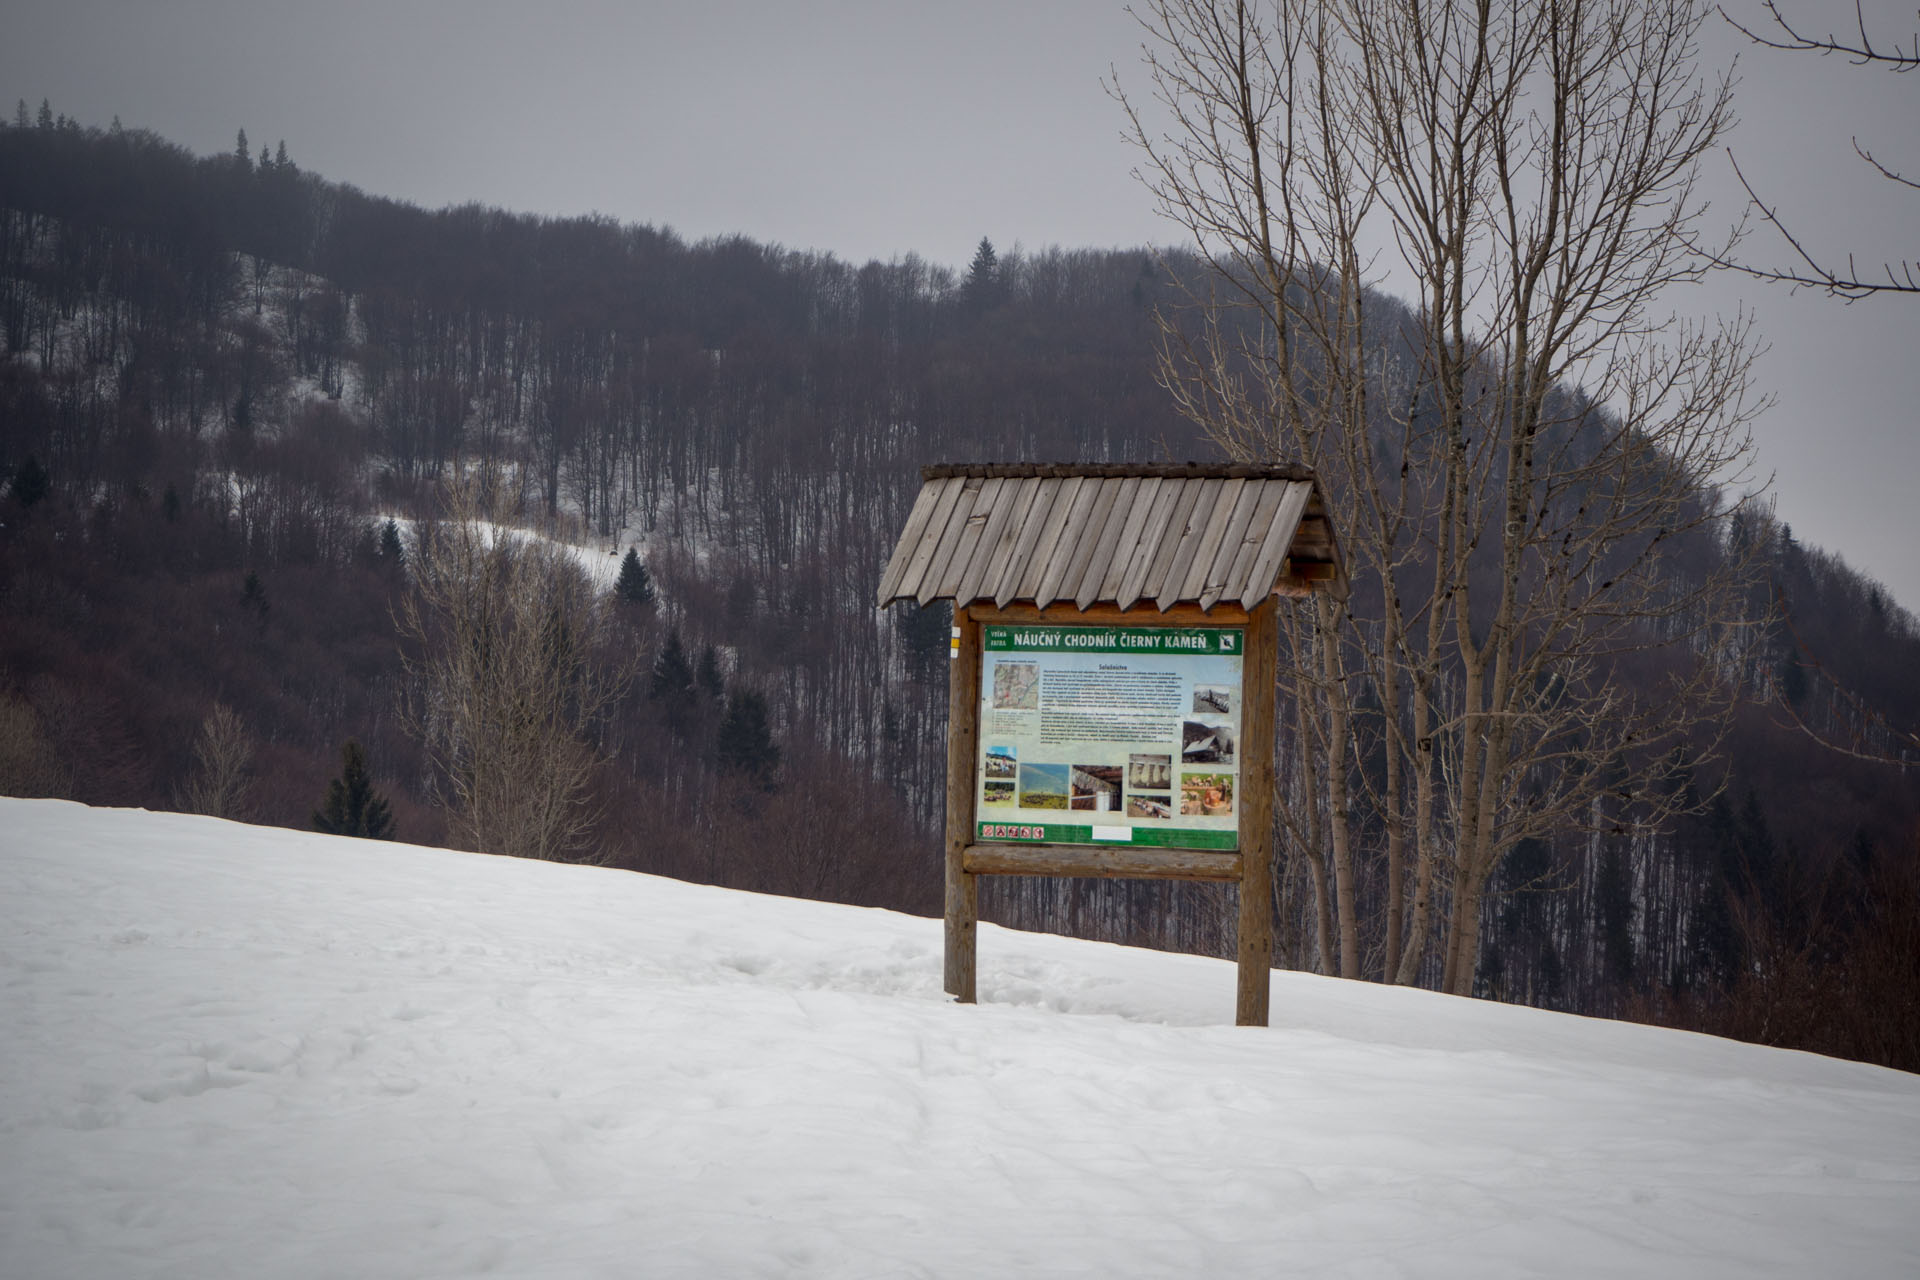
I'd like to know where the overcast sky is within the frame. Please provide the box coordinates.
[5,0,1915,608]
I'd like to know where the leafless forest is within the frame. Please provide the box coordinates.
[3,110,1918,1068]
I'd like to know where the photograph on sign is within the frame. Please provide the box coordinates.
[975,625,1243,849]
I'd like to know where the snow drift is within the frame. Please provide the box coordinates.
[3,797,1917,1278]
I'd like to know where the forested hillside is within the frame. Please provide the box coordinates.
[2,108,1916,1067]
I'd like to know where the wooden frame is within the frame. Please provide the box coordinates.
[943,598,1279,1026]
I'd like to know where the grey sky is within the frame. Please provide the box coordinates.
[5,0,1915,608]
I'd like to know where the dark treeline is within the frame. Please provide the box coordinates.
[2,108,1917,1068]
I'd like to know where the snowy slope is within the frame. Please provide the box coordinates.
[3,798,1917,1279]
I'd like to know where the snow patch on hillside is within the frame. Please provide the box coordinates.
[3,797,1917,1278]
[381,515,626,594]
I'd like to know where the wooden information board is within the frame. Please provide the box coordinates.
[944,601,1278,1026]
[875,463,1341,1029]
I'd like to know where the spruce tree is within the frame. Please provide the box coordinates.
[696,644,725,699]
[716,689,780,791]
[615,547,655,606]
[378,517,405,567]
[313,740,395,839]
[650,628,695,700]
[963,236,1002,310]
[240,570,269,621]
[897,600,950,677]
[9,455,49,508]
[650,628,698,735]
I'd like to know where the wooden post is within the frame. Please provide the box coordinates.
[944,606,982,1001]
[1236,596,1279,1027]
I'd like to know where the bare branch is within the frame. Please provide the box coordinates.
[1705,2,1920,296]
[1693,150,1920,297]
[1718,0,1920,69]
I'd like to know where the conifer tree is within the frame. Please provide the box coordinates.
[313,740,396,839]
[9,455,49,508]
[963,236,1001,309]
[234,128,250,171]
[897,601,949,678]
[716,688,780,791]
[650,628,698,735]
[615,547,655,606]
[650,628,695,699]
[696,644,725,699]
[240,570,268,622]
[378,517,405,567]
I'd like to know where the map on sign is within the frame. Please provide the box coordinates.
[976,624,1244,849]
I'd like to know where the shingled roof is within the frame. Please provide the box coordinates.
[875,463,1342,613]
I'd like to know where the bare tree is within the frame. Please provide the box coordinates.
[179,703,254,820]
[1713,0,1920,297]
[0,690,68,799]
[1116,0,1767,993]
[399,472,632,862]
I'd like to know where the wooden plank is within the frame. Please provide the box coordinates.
[1073,475,1143,609]
[1094,475,1163,604]
[950,474,1024,607]
[1146,476,1218,611]
[1193,476,1267,610]
[1113,478,1187,610]
[916,475,987,605]
[1288,515,1334,556]
[893,476,968,604]
[1209,480,1288,612]
[875,479,943,606]
[926,475,1003,603]
[994,476,1065,608]
[1011,476,1086,604]
[969,601,1251,627]
[945,608,983,1002]
[964,844,1243,882]
[1032,475,1108,609]
[1045,475,1125,610]
[1136,477,1208,607]
[1239,480,1313,610]
[1236,596,1280,1027]
[1166,476,1243,610]
[971,475,1044,607]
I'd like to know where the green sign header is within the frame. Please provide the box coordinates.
[982,625,1242,657]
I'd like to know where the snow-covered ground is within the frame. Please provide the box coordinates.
[4,798,1917,1278]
